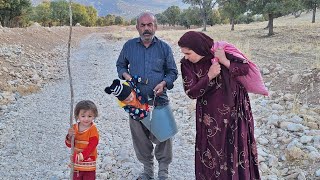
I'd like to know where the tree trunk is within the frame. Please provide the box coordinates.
[203,19,207,31]
[231,18,234,31]
[312,3,316,23]
[202,12,207,31]
[268,13,274,36]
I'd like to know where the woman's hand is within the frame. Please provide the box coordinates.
[215,48,230,68]
[208,62,221,81]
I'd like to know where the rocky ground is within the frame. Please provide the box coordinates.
[0,15,319,180]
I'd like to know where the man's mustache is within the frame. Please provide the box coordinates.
[143,31,152,35]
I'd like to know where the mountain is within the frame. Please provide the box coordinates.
[31,0,189,19]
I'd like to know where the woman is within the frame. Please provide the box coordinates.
[178,31,260,179]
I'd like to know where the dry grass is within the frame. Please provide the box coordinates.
[15,84,40,96]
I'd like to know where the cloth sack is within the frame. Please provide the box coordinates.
[211,41,269,96]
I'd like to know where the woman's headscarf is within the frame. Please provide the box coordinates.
[178,31,214,57]
[178,31,234,106]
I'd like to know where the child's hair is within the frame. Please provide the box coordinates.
[74,100,98,119]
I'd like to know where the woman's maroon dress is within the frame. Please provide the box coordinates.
[181,54,260,180]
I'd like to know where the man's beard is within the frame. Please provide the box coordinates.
[141,31,154,42]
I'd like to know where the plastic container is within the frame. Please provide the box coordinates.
[140,105,178,142]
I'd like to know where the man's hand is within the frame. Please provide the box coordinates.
[153,81,166,96]
[122,72,132,81]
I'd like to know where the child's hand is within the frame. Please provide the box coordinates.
[72,152,84,162]
[148,105,154,111]
[67,128,75,138]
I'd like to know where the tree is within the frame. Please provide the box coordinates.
[130,17,137,25]
[179,10,191,28]
[86,6,97,26]
[105,14,115,26]
[178,6,202,27]
[248,0,292,36]
[96,17,105,26]
[218,0,247,30]
[34,1,51,26]
[0,0,31,27]
[50,0,69,26]
[71,3,89,26]
[114,16,124,25]
[303,0,320,23]
[286,0,305,18]
[182,0,217,31]
[155,13,168,26]
[163,6,181,26]
[210,9,222,25]
[188,7,203,26]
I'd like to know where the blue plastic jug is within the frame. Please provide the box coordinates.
[141,105,178,142]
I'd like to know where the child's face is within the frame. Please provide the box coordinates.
[77,109,95,127]
[123,91,134,104]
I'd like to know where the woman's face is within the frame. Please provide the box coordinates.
[180,47,204,63]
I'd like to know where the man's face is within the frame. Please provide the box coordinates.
[136,15,157,43]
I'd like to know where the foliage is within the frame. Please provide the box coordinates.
[155,13,168,26]
[86,6,98,26]
[33,1,51,26]
[209,9,222,25]
[303,0,320,9]
[70,3,89,26]
[236,14,254,24]
[178,6,202,28]
[163,6,181,26]
[50,0,68,26]
[0,0,32,27]
[105,14,116,25]
[130,17,137,25]
[218,0,247,30]
[286,0,305,16]
[182,0,218,31]
[303,0,320,22]
[248,0,301,35]
[115,16,124,25]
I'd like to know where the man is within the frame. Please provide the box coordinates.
[116,12,178,180]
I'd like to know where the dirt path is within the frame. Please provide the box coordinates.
[0,31,319,180]
[0,33,195,180]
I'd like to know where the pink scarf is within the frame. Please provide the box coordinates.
[211,41,269,96]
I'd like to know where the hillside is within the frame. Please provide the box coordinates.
[31,0,188,18]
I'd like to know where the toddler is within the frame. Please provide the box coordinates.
[65,100,99,180]
[105,79,151,120]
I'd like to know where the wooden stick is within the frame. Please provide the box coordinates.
[67,0,74,179]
